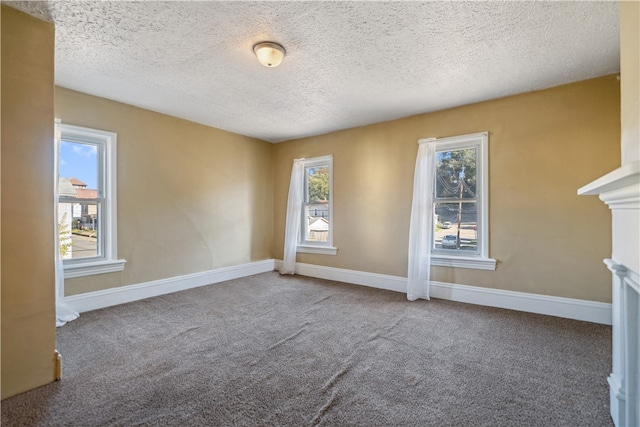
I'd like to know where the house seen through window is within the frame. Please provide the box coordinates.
[58,141,100,259]
[297,155,336,255]
[56,123,125,278]
[58,173,101,260]
[304,163,330,243]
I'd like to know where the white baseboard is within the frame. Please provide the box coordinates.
[66,258,612,325]
[275,260,612,325]
[64,259,276,313]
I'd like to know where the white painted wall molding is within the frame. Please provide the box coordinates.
[275,260,612,325]
[275,260,407,293]
[580,161,640,427]
[579,160,640,210]
[67,258,612,325]
[64,259,276,313]
[605,258,640,426]
[429,280,611,325]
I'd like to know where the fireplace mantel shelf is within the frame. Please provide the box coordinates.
[578,160,640,196]
[578,161,640,210]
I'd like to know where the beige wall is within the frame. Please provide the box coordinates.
[274,76,620,303]
[1,6,57,399]
[620,1,639,164]
[56,88,274,295]
[0,2,629,401]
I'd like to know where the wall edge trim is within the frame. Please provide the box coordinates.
[65,258,611,325]
[274,260,612,325]
[63,259,276,313]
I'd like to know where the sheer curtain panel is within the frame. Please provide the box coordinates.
[54,119,79,327]
[407,138,437,301]
[281,159,305,275]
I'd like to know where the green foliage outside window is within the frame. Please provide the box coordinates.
[436,148,476,199]
[58,212,72,257]
[307,167,329,203]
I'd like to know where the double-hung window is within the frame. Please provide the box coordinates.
[431,132,495,270]
[57,122,125,278]
[298,155,337,255]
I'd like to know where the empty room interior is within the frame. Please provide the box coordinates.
[1,1,639,426]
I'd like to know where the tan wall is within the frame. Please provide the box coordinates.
[1,6,57,399]
[274,76,620,303]
[56,88,274,295]
[621,0,639,164]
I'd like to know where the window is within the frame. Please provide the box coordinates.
[431,132,495,270]
[298,155,337,255]
[57,122,126,278]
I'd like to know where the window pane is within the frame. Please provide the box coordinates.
[306,165,329,203]
[436,148,476,199]
[304,163,331,243]
[304,205,329,242]
[434,202,477,252]
[59,140,99,191]
[58,201,100,259]
[58,139,102,259]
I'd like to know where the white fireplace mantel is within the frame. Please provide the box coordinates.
[579,161,640,208]
[579,160,640,427]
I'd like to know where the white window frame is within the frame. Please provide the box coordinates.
[58,123,126,278]
[431,132,496,270]
[297,155,337,255]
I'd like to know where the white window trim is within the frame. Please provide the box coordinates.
[63,259,127,279]
[59,122,126,278]
[431,132,496,270]
[297,245,338,255]
[431,254,496,270]
[298,155,337,255]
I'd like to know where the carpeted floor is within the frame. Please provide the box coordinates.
[2,272,613,426]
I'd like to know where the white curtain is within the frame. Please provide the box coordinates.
[407,138,437,301]
[281,158,305,275]
[54,119,79,327]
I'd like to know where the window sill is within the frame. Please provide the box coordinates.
[431,254,496,271]
[297,245,338,255]
[64,259,127,279]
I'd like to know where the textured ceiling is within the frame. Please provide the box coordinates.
[6,1,620,143]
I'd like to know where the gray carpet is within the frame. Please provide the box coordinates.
[2,272,612,426]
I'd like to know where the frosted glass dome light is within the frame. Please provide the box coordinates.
[253,42,286,68]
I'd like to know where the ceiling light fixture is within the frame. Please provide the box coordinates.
[253,41,286,68]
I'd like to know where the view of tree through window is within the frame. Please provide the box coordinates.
[436,148,476,198]
[307,167,329,203]
[304,165,330,242]
[434,148,478,252]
